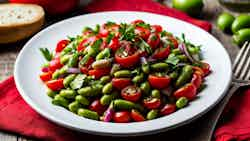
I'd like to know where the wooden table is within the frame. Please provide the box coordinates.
[0,0,244,140]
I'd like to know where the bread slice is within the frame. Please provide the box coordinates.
[0,4,45,44]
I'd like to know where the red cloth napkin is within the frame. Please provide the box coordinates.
[214,89,250,141]
[84,0,212,32]
[0,0,212,140]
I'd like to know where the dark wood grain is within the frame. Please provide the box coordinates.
[0,0,244,140]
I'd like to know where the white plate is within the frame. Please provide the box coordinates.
[14,11,232,136]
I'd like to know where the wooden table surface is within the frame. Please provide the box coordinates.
[0,0,246,140]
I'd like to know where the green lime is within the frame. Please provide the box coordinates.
[217,12,235,32]
[172,0,204,17]
[231,14,250,33]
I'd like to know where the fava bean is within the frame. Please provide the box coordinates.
[77,86,92,96]
[172,48,181,55]
[142,64,150,74]
[176,97,188,108]
[77,108,99,120]
[100,76,111,84]
[52,70,60,79]
[75,95,89,106]
[140,82,151,95]
[92,84,103,96]
[176,65,193,87]
[151,89,161,98]
[114,70,131,78]
[68,53,79,67]
[96,48,111,60]
[102,82,113,94]
[52,95,69,108]
[169,71,178,80]
[113,99,136,110]
[132,73,144,84]
[147,109,158,120]
[177,55,188,62]
[63,74,76,87]
[47,89,57,98]
[92,59,112,69]
[69,101,81,113]
[100,95,113,105]
[151,63,168,71]
[110,64,121,76]
[59,89,77,99]
[60,54,71,64]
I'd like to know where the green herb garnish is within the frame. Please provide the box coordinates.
[39,48,53,61]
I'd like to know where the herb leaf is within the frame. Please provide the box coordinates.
[166,54,180,65]
[138,38,152,54]
[136,22,150,29]
[106,33,115,44]
[70,74,87,90]
[79,54,90,66]
[39,48,53,61]
[119,23,136,41]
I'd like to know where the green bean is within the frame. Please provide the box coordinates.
[47,89,57,98]
[114,70,132,78]
[176,97,188,108]
[68,53,79,67]
[113,99,136,110]
[169,71,179,80]
[52,70,60,79]
[52,95,69,108]
[77,108,99,120]
[102,82,113,94]
[59,89,77,99]
[100,76,111,84]
[69,101,81,113]
[75,95,89,106]
[140,82,151,95]
[188,46,200,55]
[100,95,114,106]
[142,64,150,74]
[63,74,76,87]
[151,63,168,71]
[177,55,188,62]
[60,54,71,64]
[147,109,158,120]
[92,84,103,96]
[77,86,92,97]
[96,48,111,60]
[176,65,193,87]
[151,89,161,98]
[132,73,144,84]
[172,48,181,55]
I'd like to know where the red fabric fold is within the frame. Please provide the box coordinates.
[214,89,250,141]
[84,0,212,32]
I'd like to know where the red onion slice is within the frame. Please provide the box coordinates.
[41,67,49,73]
[67,68,81,74]
[103,103,115,122]
[178,43,196,63]
[140,57,147,64]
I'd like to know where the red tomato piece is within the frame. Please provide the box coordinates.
[191,73,202,88]
[112,78,132,90]
[56,39,69,52]
[201,62,211,76]
[113,111,131,123]
[148,75,171,89]
[88,68,110,79]
[46,79,64,91]
[131,109,145,122]
[77,36,99,52]
[168,36,179,48]
[151,25,163,33]
[80,67,88,74]
[174,83,197,100]
[192,66,205,78]
[143,97,161,109]
[39,71,52,82]
[135,26,150,40]
[49,58,63,72]
[108,36,120,52]
[147,33,160,50]
[160,104,176,115]
[152,46,170,60]
[99,28,109,37]
[131,19,145,25]
[121,85,142,102]
[115,52,140,68]
[89,100,106,115]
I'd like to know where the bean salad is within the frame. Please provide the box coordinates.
[39,20,211,123]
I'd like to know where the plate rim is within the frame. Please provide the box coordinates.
[14,11,232,136]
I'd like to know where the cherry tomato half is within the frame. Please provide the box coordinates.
[160,104,176,115]
[148,75,171,89]
[115,51,140,68]
[174,83,197,100]
[143,97,161,109]
[131,19,145,25]
[49,58,63,72]
[39,71,52,82]
[99,28,109,37]
[89,100,106,115]
[191,73,202,88]
[135,26,150,40]
[192,66,205,78]
[201,62,211,76]
[108,36,120,52]
[46,79,64,91]
[113,111,131,123]
[147,33,160,50]
[168,36,179,48]
[77,36,99,52]
[121,85,142,102]
[112,78,132,90]
[152,46,171,60]
[88,68,110,79]
[151,25,163,33]
[56,39,69,52]
[131,109,145,122]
